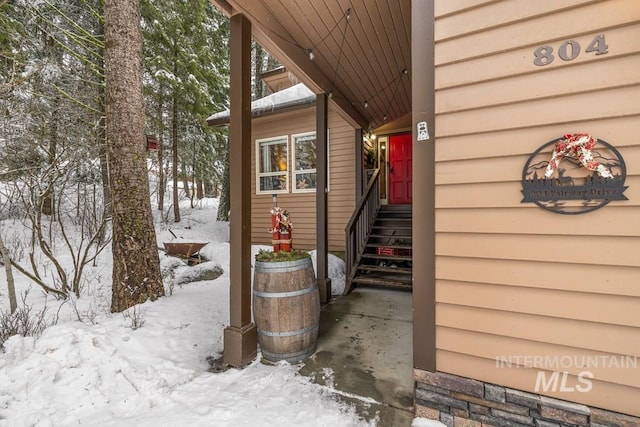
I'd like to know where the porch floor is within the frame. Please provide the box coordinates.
[299,287,414,426]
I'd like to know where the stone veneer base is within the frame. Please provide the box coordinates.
[414,370,640,427]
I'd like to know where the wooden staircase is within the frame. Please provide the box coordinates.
[350,205,412,291]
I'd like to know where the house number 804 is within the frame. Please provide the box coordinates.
[533,34,608,66]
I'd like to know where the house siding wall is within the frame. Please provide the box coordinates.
[431,0,640,418]
[250,106,355,252]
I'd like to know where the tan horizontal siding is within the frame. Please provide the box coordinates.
[438,304,640,356]
[437,256,640,297]
[437,54,640,114]
[436,232,640,266]
[438,327,640,388]
[327,112,355,251]
[436,115,640,162]
[437,280,640,327]
[435,0,596,41]
[434,0,496,18]
[436,349,640,417]
[435,0,640,65]
[437,85,640,137]
[436,207,640,237]
[436,23,640,89]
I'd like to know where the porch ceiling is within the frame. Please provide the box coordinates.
[210,0,412,132]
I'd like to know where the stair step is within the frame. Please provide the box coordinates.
[380,205,411,211]
[372,225,412,230]
[377,214,412,219]
[369,234,412,240]
[361,253,412,262]
[351,276,412,290]
[365,243,412,250]
[357,264,412,274]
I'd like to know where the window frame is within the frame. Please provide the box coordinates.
[291,131,317,194]
[255,135,290,195]
[291,131,330,194]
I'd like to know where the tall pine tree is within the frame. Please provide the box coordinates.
[105,0,164,312]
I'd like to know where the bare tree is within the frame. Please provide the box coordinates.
[0,155,111,300]
[0,232,17,314]
[104,0,163,312]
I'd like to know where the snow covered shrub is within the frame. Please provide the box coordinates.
[0,296,50,350]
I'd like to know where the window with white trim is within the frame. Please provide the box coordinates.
[256,136,289,194]
[292,132,318,193]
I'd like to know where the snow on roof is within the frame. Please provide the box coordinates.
[207,83,315,125]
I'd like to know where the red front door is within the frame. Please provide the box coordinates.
[388,133,412,204]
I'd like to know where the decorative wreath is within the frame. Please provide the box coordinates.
[544,133,613,179]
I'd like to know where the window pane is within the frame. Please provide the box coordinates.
[260,175,287,191]
[295,172,317,190]
[295,135,316,171]
[259,141,288,173]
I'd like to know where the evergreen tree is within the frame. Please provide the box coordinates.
[141,0,229,220]
[105,0,163,312]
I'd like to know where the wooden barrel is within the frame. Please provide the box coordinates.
[253,257,319,363]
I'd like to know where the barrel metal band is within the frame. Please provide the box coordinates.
[254,258,311,273]
[261,346,317,363]
[257,323,318,337]
[253,285,318,299]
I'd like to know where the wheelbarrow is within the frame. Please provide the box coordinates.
[162,241,208,259]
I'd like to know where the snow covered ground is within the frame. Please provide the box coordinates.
[0,197,443,426]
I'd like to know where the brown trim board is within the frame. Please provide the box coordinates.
[411,0,436,372]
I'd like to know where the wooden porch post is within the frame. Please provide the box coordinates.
[355,128,364,199]
[316,93,331,303]
[223,12,257,367]
[412,0,436,372]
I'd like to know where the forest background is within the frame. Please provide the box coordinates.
[0,0,278,312]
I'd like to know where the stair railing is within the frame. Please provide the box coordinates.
[344,168,380,295]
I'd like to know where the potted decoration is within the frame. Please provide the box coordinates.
[270,206,293,252]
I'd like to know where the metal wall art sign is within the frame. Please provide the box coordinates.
[522,133,628,215]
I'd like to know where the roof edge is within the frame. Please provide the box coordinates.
[207,94,316,127]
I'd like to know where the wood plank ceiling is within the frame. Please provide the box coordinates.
[210,0,412,132]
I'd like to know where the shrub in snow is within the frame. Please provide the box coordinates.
[0,296,50,350]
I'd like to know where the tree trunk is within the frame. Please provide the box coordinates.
[98,114,111,219]
[217,143,230,221]
[190,174,195,208]
[157,135,165,210]
[196,178,204,199]
[182,173,191,199]
[105,0,164,313]
[204,180,213,197]
[0,233,17,314]
[254,43,265,98]
[97,20,111,220]
[157,88,165,211]
[171,86,180,222]
[42,97,58,217]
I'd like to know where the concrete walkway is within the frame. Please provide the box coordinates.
[300,287,414,426]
